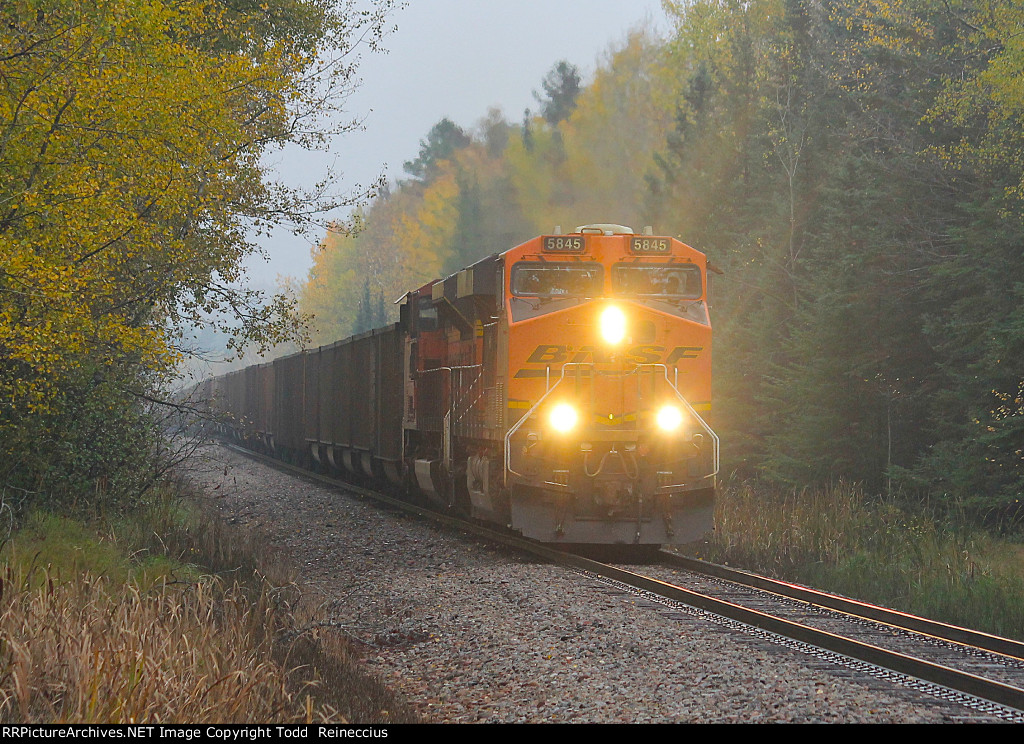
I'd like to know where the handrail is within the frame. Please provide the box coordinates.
[647,363,719,488]
[419,364,483,470]
[503,369,569,483]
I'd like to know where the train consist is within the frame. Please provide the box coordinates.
[203,224,718,546]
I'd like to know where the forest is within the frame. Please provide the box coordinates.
[300,0,1024,523]
[1,0,1021,524]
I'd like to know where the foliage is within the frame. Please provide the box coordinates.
[646,0,1024,515]
[0,504,321,724]
[0,485,423,723]
[301,171,462,344]
[0,0,394,509]
[560,31,676,229]
[403,118,472,182]
[298,0,1024,520]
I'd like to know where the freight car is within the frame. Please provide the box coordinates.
[207,224,718,546]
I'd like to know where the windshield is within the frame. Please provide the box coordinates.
[416,295,437,332]
[612,264,702,299]
[511,262,603,298]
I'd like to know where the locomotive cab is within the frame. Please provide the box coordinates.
[501,225,717,545]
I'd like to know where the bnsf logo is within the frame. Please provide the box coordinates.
[526,344,702,365]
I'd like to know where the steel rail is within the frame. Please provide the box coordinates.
[660,552,1024,661]
[222,443,1024,713]
[555,554,1024,713]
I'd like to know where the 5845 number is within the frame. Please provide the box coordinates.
[542,236,585,252]
[629,237,671,254]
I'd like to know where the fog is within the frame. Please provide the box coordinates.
[245,0,668,291]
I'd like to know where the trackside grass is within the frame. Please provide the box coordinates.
[0,487,421,724]
[693,481,1024,641]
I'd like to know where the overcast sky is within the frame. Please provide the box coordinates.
[246,0,669,289]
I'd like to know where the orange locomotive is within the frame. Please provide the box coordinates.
[401,223,716,545]
[211,224,718,546]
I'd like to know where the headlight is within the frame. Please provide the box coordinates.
[656,405,684,432]
[549,403,578,433]
[600,305,627,345]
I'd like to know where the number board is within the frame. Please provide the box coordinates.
[541,236,585,253]
[629,237,672,255]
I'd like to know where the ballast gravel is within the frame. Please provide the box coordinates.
[186,446,968,723]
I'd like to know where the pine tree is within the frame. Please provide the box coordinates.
[403,118,472,182]
[534,61,582,126]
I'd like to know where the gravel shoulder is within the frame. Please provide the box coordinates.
[185,445,968,723]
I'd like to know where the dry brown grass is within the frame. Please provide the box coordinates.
[0,567,338,723]
[133,494,423,724]
[0,488,422,724]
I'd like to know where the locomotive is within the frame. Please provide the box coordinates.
[206,224,718,546]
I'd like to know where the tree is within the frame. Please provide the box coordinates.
[821,0,1024,517]
[0,0,395,507]
[648,0,952,490]
[302,219,365,343]
[403,118,472,182]
[535,60,582,126]
[561,30,674,229]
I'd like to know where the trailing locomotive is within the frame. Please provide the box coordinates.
[205,224,718,546]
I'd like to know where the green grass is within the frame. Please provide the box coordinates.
[691,480,1024,640]
[2,509,201,590]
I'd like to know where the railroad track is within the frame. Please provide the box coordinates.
[587,559,1024,720]
[535,550,1024,720]
[224,443,1024,721]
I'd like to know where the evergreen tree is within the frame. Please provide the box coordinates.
[447,171,485,274]
[372,288,388,329]
[521,108,534,151]
[354,281,372,334]
[403,118,471,182]
[534,60,582,126]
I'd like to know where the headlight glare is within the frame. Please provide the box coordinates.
[600,305,627,345]
[656,405,684,432]
[549,403,578,433]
